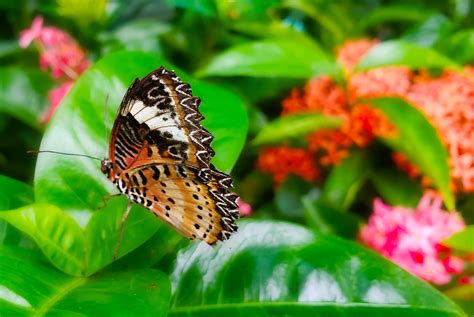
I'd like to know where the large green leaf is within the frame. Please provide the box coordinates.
[253,113,342,146]
[0,200,177,276]
[368,97,454,210]
[29,51,246,274]
[355,40,461,71]
[0,67,54,129]
[196,36,341,79]
[170,220,465,316]
[0,246,170,316]
[0,204,86,276]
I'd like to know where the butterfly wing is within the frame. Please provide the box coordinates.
[116,163,238,243]
[107,66,238,243]
[109,67,214,181]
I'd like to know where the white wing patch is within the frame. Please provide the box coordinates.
[128,99,188,142]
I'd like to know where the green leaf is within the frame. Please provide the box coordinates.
[216,0,281,20]
[358,5,434,31]
[444,284,474,317]
[275,176,312,221]
[370,168,423,207]
[282,0,346,44]
[402,14,455,48]
[170,0,218,16]
[253,113,342,146]
[321,151,370,211]
[0,176,35,247]
[0,246,171,316]
[170,220,465,317]
[0,67,54,129]
[83,198,162,275]
[196,36,341,79]
[0,175,33,211]
[0,40,22,59]
[32,51,247,273]
[302,198,360,239]
[98,19,170,55]
[368,97,454,210]
[443,226,474,252]
[0,204,86,276]
[443,29,474,64]
[355,40,461,71]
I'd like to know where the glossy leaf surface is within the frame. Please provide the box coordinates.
[0,246,170,316]
[196,36,341,79]
[355,40,461,71]
[170,220,464,317]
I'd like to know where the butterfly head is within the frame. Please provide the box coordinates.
[100,159,113,178]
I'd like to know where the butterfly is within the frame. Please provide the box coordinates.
[100,66,239,247]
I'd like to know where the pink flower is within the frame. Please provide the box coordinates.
[19,16,90,123]
[19,16,43,48]
[19,16,90,80]
[360,191,465,285]
[42,81,74,122]
[236,198,252,216]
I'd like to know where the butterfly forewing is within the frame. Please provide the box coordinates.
[104,66,238,243]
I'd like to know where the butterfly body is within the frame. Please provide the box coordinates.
[101,67,238,244]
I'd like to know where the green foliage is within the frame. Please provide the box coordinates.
[368,98,454,210]
[196,36,341,79]
[443,226,474,252]
[321,151,371,211]
[1,0,472,316]
[356,40,461,71]
[0,246,170,316]
[253,113,341,146]
[170,221,465,317]
[0,68,54,130]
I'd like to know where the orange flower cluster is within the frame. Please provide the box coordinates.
[341,39,474,192]
[258,38,474,192]
[257,146,320,185]
[279,75,394,168]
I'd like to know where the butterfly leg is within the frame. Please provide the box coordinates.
[113,202,133,261]
[96,193,122,210]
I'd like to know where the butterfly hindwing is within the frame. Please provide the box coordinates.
[104,66,239,244]
[116,163,238,243]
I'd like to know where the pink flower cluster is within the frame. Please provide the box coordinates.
[19,16,90,122]
[360,192,465,285]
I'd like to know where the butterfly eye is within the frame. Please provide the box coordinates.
[101,159,112,176]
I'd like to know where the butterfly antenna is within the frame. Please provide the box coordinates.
[28,150,102,161]
[104,94,110,158]
[113,202,133,261]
